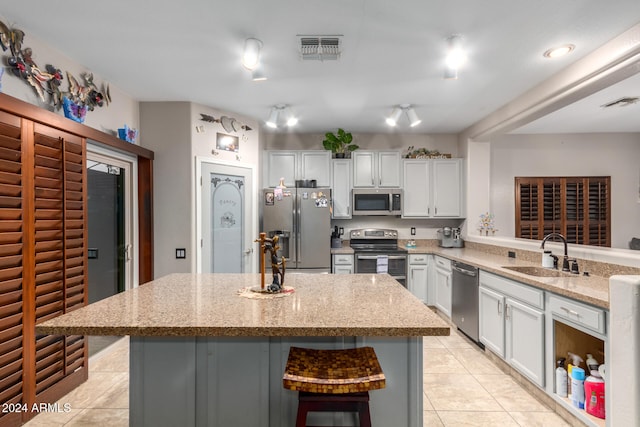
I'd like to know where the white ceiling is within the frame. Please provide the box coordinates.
[1,1,640,134]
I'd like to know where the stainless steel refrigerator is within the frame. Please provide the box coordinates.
[262,187,331,271]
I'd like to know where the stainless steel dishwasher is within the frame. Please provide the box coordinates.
[451,260,482,346]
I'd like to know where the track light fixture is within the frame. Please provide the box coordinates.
[444,35,466,80]
[386,105,421,127]
[242,37,263,71]
[265,105,298,129]
[251,63,267,81]
[385,107,403,127]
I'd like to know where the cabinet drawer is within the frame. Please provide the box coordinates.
[549,294,606,334]
[332,255,354,265]
[479,271,544,309]
[434,256,451,272]
[409,254,429,265]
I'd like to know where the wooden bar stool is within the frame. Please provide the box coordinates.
[283,346,386,427]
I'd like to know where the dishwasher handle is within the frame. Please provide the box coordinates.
[451,264,478,277]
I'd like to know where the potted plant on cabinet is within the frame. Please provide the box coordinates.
[322,128,359,158]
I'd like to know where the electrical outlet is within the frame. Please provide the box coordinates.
[410,227,416,236]
[176,248,186,259]
[339,227,344,235]
[508,251,516,258]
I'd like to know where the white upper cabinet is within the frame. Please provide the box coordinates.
[264,150,331,187]
[352,151,400,188]
[402,159,431,217]
[402,158,463,218]
[331,159,352,219]
[299,151,331,185]
[265,151,297,187]
[432,159,462,217]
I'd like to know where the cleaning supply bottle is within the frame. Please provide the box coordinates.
[567,352,583,399]
[586,354,599,372]
[555,358,568,397]
[585,369,606,419]
[571,367,586,409]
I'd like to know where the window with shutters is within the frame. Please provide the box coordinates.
[515,177,611,247]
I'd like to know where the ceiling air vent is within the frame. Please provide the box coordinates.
[298,35,342,61]
[601,96,639,108]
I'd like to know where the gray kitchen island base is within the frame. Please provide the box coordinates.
[130,336,423,427]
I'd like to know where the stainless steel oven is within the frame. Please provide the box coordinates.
[350,228,407,287]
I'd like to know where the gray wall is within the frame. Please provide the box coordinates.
[489,132,640,249]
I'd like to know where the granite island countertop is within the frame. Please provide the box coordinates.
[333,244,610,308]
[35,273,451,337]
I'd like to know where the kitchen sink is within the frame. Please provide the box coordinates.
[501,266,574,277]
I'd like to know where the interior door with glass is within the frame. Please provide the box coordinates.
[200,161,254,273]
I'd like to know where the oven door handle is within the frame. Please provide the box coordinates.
[356,255,406,260]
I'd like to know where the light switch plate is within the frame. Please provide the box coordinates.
[410,227,416,236]
[176,248,186,259]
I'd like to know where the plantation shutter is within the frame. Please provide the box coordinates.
[515,176,610,247]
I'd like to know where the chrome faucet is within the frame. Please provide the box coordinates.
[540,233,570,272]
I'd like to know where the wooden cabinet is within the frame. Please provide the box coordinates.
[408,254,430,303]
[331,159,351,219]
[479,271,545,387]
[402,158,463,218]
[434,256,452,317]
[264,151,331,187]
[352,151,400,188]
[332,254,354,274]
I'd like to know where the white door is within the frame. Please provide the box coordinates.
[200,161,255,273]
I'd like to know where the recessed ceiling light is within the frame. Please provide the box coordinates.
[543,44,575,59]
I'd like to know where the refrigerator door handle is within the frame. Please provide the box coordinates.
[296,193,301,266]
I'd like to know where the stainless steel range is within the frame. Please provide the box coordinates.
[350,228,408,286]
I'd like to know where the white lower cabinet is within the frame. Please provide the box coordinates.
[408,254,430,303]
[479,286,506,357]
[506,297,545,386]
[434,256,452,318]
[332,254,354,274]
[479,271,545,387]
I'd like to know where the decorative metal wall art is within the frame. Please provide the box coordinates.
[200,113,252,132]
[0,19,110,120]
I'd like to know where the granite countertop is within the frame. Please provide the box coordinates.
[35,273,451,338]
[332,244,609,308]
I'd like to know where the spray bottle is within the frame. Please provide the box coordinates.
[555,358,568,397]
[567,352,584,399]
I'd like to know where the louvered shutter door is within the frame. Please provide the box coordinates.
[31,124,87,401]
[0,112,24,426]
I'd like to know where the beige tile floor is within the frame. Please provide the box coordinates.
[25,332,573,426]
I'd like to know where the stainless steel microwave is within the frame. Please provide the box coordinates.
[352,189,402,216]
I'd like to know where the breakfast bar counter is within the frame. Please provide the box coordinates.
[37,273,450,427]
